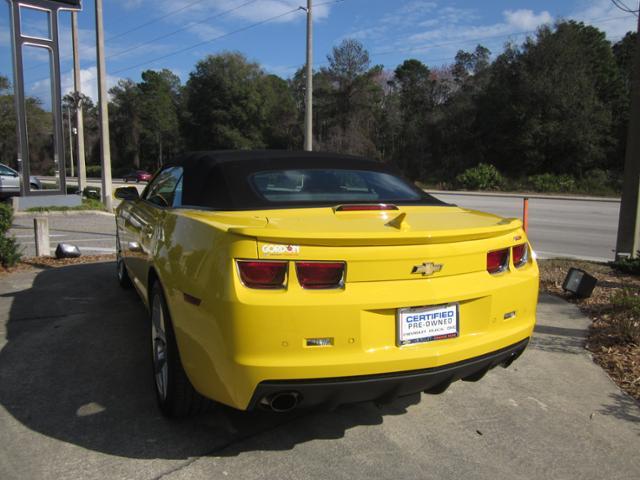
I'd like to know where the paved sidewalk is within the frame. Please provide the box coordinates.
[0,263,638,480]
[9,213,116,257]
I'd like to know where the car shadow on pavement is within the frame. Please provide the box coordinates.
[0,262,421,460]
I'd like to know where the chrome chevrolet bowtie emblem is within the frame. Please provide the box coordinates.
[412,262,444,276]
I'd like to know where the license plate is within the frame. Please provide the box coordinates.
[397,303,459,346]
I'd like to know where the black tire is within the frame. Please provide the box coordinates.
[150,281,212,418]
[116,235,132,289]
[30,183,40,190]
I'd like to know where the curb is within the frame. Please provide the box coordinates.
[14,210,115,217]
[427,190,620,203]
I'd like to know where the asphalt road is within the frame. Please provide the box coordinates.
[12,189,619,261]
[431,193,619,262]
[0,262,638,479]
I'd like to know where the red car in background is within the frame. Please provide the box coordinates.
[123,170,152,183]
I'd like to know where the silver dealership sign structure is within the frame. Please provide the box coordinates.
[7,0,82,196]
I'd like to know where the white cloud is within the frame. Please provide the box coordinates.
[60,66,122,102]
[408,8,552,44]
[27,66,123,109]
[398,1,438,15]
[156,0,330,25]
[184,23,226,41]
[263,63,298,78]
[570,0,637,40]
[504,9,553,31]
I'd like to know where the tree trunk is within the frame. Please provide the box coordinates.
[157,132,163,170]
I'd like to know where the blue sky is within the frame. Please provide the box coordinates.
[0,0,637,106]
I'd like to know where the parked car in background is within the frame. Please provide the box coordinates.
[0,163,42,198]
[115,151,539,418]
[123,170,152,183]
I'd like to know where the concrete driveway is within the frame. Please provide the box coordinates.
[0,262,638,480]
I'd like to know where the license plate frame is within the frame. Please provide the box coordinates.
[396,303,460,346]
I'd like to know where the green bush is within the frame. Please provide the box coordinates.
[610,289,640,344]
[576,169,618,196]
[611,252,640,275]
[83,186,101,200]
[455,164,504,190]
[0,203,13,234]
[86,165,102,178]
[0,203,21,268]
[528,173,576,193]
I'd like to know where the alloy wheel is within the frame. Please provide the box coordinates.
[151,294,168,401]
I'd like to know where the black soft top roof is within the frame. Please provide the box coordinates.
[166,150,446,210]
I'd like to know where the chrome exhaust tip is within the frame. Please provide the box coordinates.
[261,392,300,413]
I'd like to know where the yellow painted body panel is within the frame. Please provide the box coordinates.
[117,203,539,410]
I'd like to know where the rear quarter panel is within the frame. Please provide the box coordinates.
[153,211,257,407]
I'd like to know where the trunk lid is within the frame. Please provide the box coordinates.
[229,206,521,247]
[187,206,524,282]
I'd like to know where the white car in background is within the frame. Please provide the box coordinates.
[0,163,42,198]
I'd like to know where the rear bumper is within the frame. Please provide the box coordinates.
[247,338,529,410]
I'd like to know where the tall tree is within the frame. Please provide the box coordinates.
[392,59,435,178]
[139,69,182,169]
[258,74,300,149]
[317,39,384,156]
[184,52,264,150]
[0,76,17,167]
[478,21,625,176]
[109,79,142,169]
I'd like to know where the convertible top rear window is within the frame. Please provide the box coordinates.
[167,151,449,211]
[252,169,422,204]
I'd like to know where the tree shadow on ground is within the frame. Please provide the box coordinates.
[599,392,640,433]
[0,262,421,460]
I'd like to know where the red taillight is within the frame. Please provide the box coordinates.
[237,261,287,289]
[487,248,509,274]
[335,204,399,212]
[296,262,345,289]
[513,244,528,267]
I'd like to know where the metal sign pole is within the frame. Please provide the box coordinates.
[7,0,82,199]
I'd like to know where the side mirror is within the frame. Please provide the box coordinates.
[115,186,140,201]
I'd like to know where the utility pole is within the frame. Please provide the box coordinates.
[95,0,113,212]
[615,8,640,259]
[304,0,313,151]
[72,10,86,193]
[66,106,74,177]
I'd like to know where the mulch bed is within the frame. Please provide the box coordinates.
[0,254,116,276]
[538,259,640,402]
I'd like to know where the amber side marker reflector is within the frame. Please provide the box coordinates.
[183,292,202,306]
[334,204,399,212]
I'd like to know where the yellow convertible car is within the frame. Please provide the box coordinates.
[115,151,538,417]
